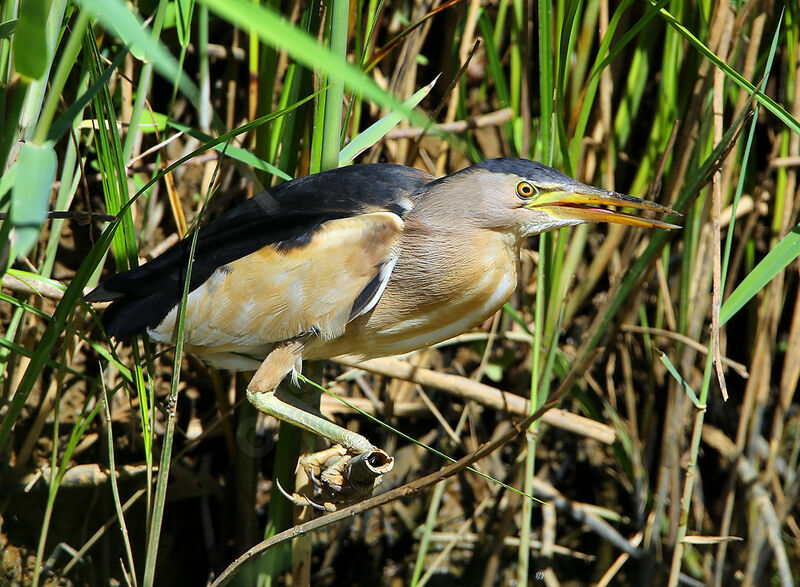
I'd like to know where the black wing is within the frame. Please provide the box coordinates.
[86,164,433,339]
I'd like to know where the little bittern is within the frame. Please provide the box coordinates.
[87,158,678,506]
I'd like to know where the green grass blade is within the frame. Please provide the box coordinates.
[84,26,138,270]
[590,0,668,78]
[0,221,118,451]
[166,120,291,180]
[584,98,752,354]
[8,143,56,260]
[198,0,431,130]
[102,381,138,586]
[175,0,195,47]
[657,4,800,136]
[320,0,349,172]
[47,48,126,143]
[537,0,553,162]
[33,9,89,145]
[338,76,437,166]
[0,18,17,40]
[718,12,784,325]
[142,143,229,587]
[74,0,199,103]
[131,90,320,204]
[554,0,582,172]
[659,352,702,409]
[12,0,49,79]
[569,0,635,168]
[720,225,800,326]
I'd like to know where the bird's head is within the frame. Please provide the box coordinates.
[455,158,680,238]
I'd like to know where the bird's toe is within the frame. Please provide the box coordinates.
[294,444,395,509]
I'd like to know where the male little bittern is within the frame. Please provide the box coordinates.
[86,158,678,506]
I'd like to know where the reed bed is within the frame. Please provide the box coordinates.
[0,0,798,584]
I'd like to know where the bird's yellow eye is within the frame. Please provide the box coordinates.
[516,181,536,199]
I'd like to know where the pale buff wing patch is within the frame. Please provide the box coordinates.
[148,212,404,348]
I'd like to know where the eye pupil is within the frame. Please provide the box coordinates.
[517,182,534,198]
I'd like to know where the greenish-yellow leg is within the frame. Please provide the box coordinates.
[246,341,394,507]
[245,388,374,455]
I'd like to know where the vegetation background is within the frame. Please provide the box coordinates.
[1,0,799,584]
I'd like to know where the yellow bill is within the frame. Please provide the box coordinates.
[527,185,681,229]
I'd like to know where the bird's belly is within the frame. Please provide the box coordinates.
[308,267,517,360]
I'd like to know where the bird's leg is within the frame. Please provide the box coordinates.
[246,341,394,508]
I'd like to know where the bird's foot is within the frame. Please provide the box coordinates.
[294,445,394,510]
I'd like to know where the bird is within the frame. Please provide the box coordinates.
[86,158,678,506]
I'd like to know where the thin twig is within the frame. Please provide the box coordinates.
[384,108,513,139]
[334,356,616,445]
[621,325,748,378]
[702,427,795,586]
[211,348,602,586]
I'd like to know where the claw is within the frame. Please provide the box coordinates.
[300,495,327,511]
[294,444,395,509]
[275,477,328,511]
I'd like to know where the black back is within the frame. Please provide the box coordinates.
[86,164,433,339]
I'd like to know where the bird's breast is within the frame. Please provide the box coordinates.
[306,228,520,360]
